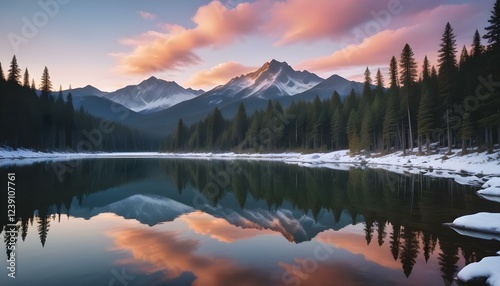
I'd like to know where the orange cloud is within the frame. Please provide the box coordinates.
[138,11,156,20]
[186,61,257,89]
[117,1,264,74]
[107,227,274,286]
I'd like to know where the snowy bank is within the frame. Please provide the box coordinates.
[483,177,500,189]
[456,256,500,286]
[446,213,500,236]
[1,147,499,183]
[478,187,500,197]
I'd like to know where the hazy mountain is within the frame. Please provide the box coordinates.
[292,74,365,101]
[68,85,106,98]
[103,76,204,113]
[71,95,141,125]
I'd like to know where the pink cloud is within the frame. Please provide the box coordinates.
[186,61,257,89]
[117,1,264,74]
[138,11,157,20]
[267,0,384,46]
[297,3,480,74]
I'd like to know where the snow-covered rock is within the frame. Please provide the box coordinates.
[483,177,500,189]
[478,187,500,197]
[457,256,500,286]
[448,213,500,236]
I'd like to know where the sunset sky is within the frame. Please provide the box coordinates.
[0,0,494,92]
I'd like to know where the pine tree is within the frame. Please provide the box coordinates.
[471,29,483,57]
[399,44,417,152]
[231,102,249,147]
[375,68,384,94]
[399,44,418,87]
[438,23,458,74]
[438,22,458,154]
[40,66,53,148]
[30,79,36,91]
[40,66,52,103]
[173,119,186,150]
[371,69,386,150]
[23,68,30,87]
[206,107,225,149]
[483,0,500,50]
[422,56,431,81]
[389,56,399,92]
[459,45,469,70]
[7,55,21,84]
[362,67,373,106]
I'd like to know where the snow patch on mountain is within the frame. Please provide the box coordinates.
[206,60,323,102]
[103,76,204,113]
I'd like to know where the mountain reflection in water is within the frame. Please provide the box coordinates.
[1,158,499,286]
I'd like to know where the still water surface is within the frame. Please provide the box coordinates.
[1,158,499,286]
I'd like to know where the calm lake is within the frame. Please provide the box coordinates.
[1,158,499,286]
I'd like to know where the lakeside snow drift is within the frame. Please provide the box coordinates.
[457,256,500,286]
[453,177,500,286]
[1,147,498,182]
[448,212,500,236]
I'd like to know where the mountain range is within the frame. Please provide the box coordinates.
[69,60,365,135]
[61,181,362,243]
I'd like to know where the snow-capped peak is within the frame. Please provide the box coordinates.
[208,59,323,101]
[104,77,204,113]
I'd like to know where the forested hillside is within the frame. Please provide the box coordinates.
[0,60,159,151]
[163,3,500,155]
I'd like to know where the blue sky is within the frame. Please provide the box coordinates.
[0,0,494,92]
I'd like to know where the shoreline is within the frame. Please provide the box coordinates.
[1,147,499,186]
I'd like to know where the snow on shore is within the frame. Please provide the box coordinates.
[457,256,500,286]
[454,176,500,285]
[479,187,500,197]
[448,212,500,235]
[1,147,499,179]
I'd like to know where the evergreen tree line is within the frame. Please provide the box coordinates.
[0,57,158,151]
[164,2,500,154]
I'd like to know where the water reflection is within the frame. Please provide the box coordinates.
[1,158,499,285]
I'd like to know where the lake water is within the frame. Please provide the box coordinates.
[1,158,499,286]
